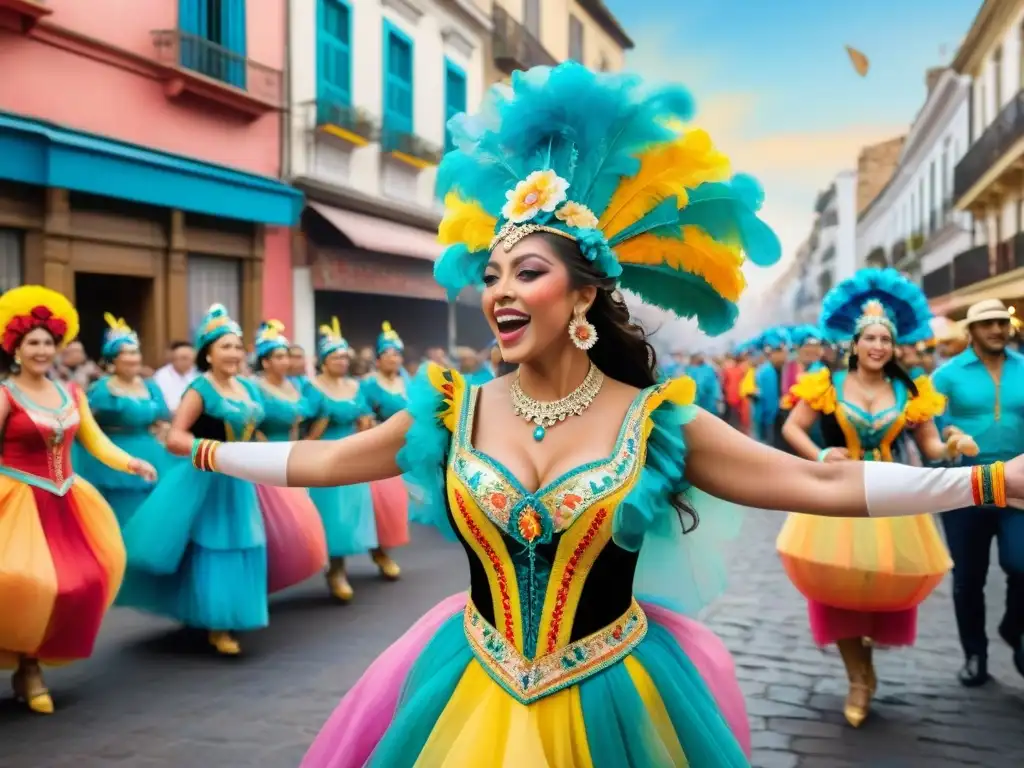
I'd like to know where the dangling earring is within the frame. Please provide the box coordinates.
[568,308,598,351]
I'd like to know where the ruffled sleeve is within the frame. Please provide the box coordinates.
[396,363,465,540]
[613,376,748,617]
[784,367,836,414]
[904,375,946,426]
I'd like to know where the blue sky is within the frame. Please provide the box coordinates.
[604,0,983,287]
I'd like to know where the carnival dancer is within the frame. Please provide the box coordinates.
[0,286,157,713]
[75,313,175,532]
[359,321,411,580]
[933,299,1024,685]
[303,317,377,601]
[163,63,1024,768]
[253,320,313,442]
[777,268,979,727]
[120,304,325,656]
[721,349,748,430]
[752,327,789,447]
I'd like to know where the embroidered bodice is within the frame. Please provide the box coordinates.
[398,365,700,705]
[787,368,945,461]
[0,380,81,494]
[307,380,370,440]
[255,379,308,442]
[361,374,407,421]
[87,377,169,435]
[189,376,264,443]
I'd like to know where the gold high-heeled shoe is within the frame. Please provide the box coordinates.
[837,637,874,728]
[371,550,401,580]
[208,631,241,656]
[844,682,871,728]
[327,563,354,602]
[12,662,54,715]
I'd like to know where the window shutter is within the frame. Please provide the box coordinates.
[221,0,247,88]
[188,256,241,336]
[0,229,23,293]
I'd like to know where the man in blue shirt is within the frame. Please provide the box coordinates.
[752,328,790,448]
[932,299,1024,686]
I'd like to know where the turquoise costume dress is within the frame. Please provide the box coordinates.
[361,323,411,550]
[121,306,326,631]
[307,381,378,556]
[256,380,312,442]
[74,376,176,529]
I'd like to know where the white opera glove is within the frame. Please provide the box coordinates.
[863,461,1017,517]
[191,437,293,487]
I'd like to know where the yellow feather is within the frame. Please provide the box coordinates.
[104,311,118,330]
[599,131,731,240]
[331,316,341,338]
[439,193,498,251]
[615,227,746,302]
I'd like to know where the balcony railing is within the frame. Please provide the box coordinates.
[381,126,443,167]
[891,239,907,264]
[315,100,380,145]
[0,0,53,32]
[151,29,282,109]
[955,88,1024,201]
[865,246,888,268]
[923,264,952,298]
[492,6,556,74]
[952,244,990,290]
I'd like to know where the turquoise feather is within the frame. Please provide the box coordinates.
[820,268,933,344]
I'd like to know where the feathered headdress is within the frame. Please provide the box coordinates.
[101,312,139,360]
[254,319,290,361]
[376,321,404,357]
[787,324,824,348]
[759,326,790,351]
[195,303,242,350]
[318,316,350,361]
[0,285,78,355]
[820,268,932,344]
[434,63,781,336]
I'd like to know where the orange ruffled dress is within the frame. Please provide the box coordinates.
[0,380,130,667]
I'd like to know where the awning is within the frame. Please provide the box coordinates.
[308,201,444,261]
[0,111,303,226]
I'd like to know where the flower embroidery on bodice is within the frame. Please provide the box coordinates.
[0,380,81,494]
[451,387,649,543]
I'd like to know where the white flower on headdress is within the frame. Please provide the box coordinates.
[502,170,569,224]
[555,201,599,229]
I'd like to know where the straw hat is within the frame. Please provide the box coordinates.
[963,299,1012,326]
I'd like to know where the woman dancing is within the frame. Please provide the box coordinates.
[122,304,325,656]
[75,313,174,530]
[777,268,978,727]
[253,320,311,442]
[0,287,156,713]
[171,64,1024,766]
[360,322,411,580]
[306,318,377,601]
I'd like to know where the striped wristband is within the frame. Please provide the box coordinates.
[970,462,1007,507]
[191,438,221,472]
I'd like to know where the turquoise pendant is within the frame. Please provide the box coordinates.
[533,425,546,442]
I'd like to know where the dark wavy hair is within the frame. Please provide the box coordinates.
[539,234,698,533]
[847,331,919,397]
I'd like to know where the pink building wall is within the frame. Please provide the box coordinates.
[0,0,293,326]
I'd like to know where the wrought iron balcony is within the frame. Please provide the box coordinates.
[381,126,443,168]
[922,264,952,298]
[0,0,52,31]
[315,100,380,146]
[952,244,990,290]
[492,6,556,74]
[151,29,282,119]
[954,88,1024,203]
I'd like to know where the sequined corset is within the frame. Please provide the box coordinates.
[0,381,81,495]
[444,387,657,704]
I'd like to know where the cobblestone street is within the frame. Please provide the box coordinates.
[1,512,1022,767]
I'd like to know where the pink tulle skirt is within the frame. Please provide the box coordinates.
[808,600,917,647]
[300,594,750,767]
[257,485,329,593]
[369,476,409,549]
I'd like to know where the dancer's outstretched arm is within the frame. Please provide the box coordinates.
[684,410,1020,518]
[174,411,411,488]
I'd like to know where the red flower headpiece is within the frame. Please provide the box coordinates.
[2,305,68,355]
